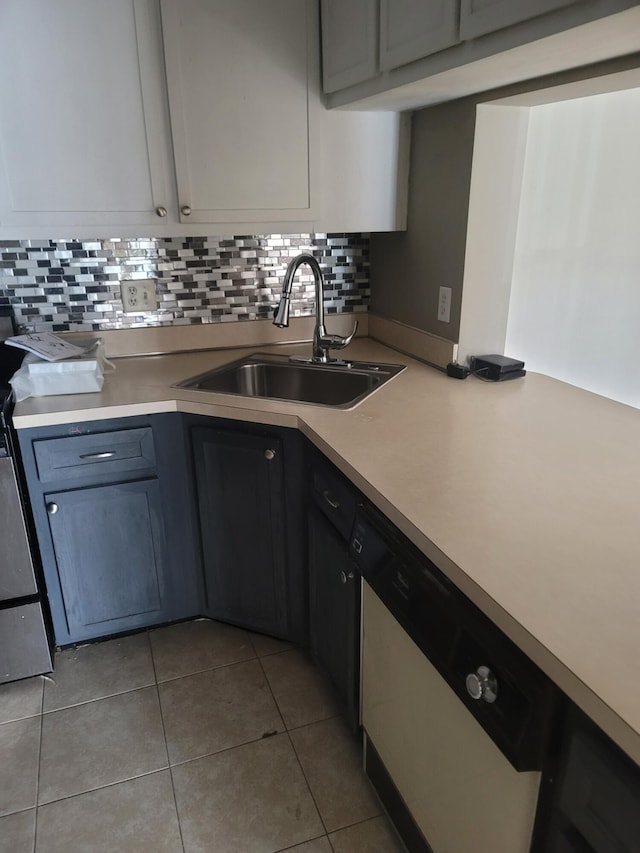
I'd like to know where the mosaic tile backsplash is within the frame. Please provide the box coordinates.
[0,234,369,333]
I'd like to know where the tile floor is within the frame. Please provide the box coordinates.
[0,619,405,853]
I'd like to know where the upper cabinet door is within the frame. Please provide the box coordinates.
[161,0,318,225]
[380,0,460,71]
[0,0,174,230]
[321,0,379,93]
[459,0,580,40]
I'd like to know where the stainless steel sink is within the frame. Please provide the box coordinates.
[174,353,405,409]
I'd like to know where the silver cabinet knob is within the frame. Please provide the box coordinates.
[340,570,355,584]
[46,502,59,515]
[181,205,192,216]
[155,206,167,217]
[466,666,498,703]
[264,449,276,461]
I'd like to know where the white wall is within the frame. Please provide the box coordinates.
[505,88,640,408]
[457,104,529,363]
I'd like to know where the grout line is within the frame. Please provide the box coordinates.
[32,768,169,809]
[255,650,334,841]
[32,675,45,853]
[40,680,157,716]
[284,711,340,734]
[255,651,287,733]
[166,727,289,771]
[285,728,330,836]
[149,632,186,853]
[273,833,332,852]
[153,653,259,686]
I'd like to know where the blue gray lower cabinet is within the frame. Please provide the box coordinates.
[44,479,166,636]
[18,414,201,646]
[189,418,307,644]
[308,507,360,730]
[532,703,640,852]
[18,412,307,647]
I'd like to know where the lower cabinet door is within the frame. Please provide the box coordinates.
[192,427,288,638]
[532,705,640,852]
[45,479,168,641]
[309,508,360,729]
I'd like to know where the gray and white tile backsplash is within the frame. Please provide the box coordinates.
[0,234,369,333]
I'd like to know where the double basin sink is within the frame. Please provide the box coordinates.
[174,352,405,409]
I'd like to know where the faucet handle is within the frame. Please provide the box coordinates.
[333,319,358,349]
[343,319,358,346]
[312,320,358,362]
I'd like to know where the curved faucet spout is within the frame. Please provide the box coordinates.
[273,253,357,363]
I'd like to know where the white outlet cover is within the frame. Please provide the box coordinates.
[121,280,158,313]
[438,286,452,324]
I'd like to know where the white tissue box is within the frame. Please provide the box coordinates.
[25,354,103,395]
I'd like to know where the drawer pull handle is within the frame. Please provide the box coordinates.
[322,490,340,510]
[340,570,355,584]
[79,451,116,460]
[264,449,276,461]
[46,502,59,515]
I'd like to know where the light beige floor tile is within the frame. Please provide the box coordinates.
[43,633,154,712]
[276,838,332,852]
[38,686,167,804]
[261,650,338,729]
[0,676,43,723]
[328,816,406,852]
[36,770,182,853]
[250,631,293,658]
[290,718,381,833]
[150,619,255,682]
[172,733,324,853]
[44,633,155,711]
[0,808,36,853]
[160,658,284,764]
[0,718,40,816]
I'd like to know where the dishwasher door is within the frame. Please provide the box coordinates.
[362,582,541,853]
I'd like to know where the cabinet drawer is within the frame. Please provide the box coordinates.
[33,428,155,483]
[312,456,359,541]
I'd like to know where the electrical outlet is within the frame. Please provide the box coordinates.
[120,280,158,313]
[438,286,452,323]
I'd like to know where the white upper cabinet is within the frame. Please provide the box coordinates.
[161,0,319,226]
[380,0,460,71]
[321,0,379,93]
[459,0,580,40]
[0,0,408,237]
[0,0,175,231]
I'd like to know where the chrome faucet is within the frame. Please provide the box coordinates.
[273,253,357,363]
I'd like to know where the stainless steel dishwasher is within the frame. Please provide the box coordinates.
[349,502,557,853]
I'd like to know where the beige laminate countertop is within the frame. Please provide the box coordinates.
[12,338,640,765]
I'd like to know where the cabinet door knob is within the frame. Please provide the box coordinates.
[181,205,192,216]
[340,570,355,584]
[46,502,59,515]
[264,448,276,461]
[155,206,168,217]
